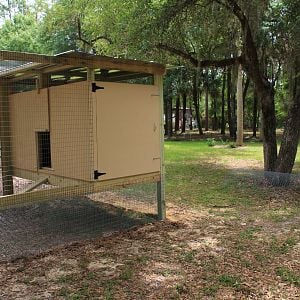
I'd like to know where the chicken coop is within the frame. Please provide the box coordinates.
[0,50,166,221]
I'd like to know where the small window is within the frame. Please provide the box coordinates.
[37,131,52,168]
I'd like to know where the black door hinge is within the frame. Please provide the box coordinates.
[94,170,106,180]
[92,83,104,92]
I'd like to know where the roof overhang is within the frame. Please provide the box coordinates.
[0,50,166,82]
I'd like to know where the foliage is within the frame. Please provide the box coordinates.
[206,138,216,147]
[0,13,44,53]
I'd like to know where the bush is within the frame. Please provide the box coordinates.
[207,138,216,147]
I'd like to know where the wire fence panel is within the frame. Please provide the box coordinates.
[0,55,162,262]
[0,182,157,262]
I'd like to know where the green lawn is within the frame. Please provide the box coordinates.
[165,140,300,208]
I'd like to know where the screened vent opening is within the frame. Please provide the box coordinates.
[37,132,52,169]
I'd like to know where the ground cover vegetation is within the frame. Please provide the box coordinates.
[0,140,299,299]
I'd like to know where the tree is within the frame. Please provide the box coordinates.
[236,62,243,146]
[0,13,44,53]
[41,0,116,54]
[220,69,226,135]
[127,0,299,174]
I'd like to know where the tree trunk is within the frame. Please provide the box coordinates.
[193,72,203,135]
[164,93,167,135]
[275,56,300,174]
[189,102,193,130]
[181,91,187,133]
[175,95,180,132]
[242,76,250,117]
[212,97,218,131]
[166,95,173,138]
[221,69,226,135]
[205,84,209,131]
[252,91,258,137]
[236,63,243,146]
[227,67,235,138]
[257,87,277,171]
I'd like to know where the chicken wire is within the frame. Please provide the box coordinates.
[0,182,157,262]
[0,55,162,261]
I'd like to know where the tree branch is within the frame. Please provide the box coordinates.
[157,43,198,66]
[91,35,113,44]
[76,17,113,50]
[225,0,246,25]
[76,17,92,47]
[157,43,243,68]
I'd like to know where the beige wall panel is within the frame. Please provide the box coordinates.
[10,89,49,171]
[95,82,161,180]
[49,82,93,181]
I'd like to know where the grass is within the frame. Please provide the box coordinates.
[239,226,262,240]
[218,274,242,288]
[276,267,300,287]
[270,236,298,255]
[165,140,299,208]
[180,250,196,263]
[119,265,134,281]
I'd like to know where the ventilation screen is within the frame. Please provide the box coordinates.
[37,131,52,168]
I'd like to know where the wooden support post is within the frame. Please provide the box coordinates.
[154,74,166,220]
[87,68,98,181]
[37,73,49,90]
[0,79,13,195]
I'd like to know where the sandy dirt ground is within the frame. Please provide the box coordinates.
[0,193,299,299]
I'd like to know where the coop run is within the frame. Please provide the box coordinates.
[0,50,166,261]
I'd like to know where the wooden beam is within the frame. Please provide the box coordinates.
[13,168,90,187]
[0,50,166,75]
[0,171,161,210]
[10,65,75,82]
[0,79,13,195]
[154,75,166,220]
[23,177,49,192]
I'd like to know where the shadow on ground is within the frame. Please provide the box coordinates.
[0,197,155,262]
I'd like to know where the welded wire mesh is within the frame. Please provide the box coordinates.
[0,55,162,261]
[0,182,157,262]
[219,169,300,206]
[226,169,300,189]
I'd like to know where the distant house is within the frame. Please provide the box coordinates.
[171,107,194,131]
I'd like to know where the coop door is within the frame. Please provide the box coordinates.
[94,82,161,180]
